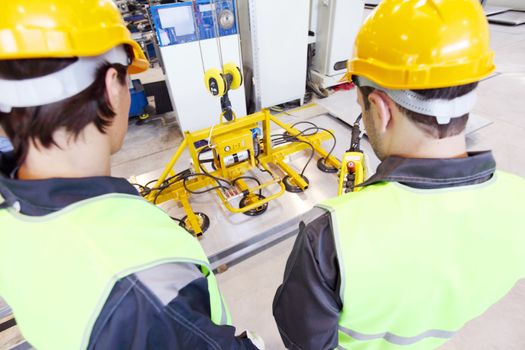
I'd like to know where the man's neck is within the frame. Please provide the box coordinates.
[392,133,468,159]
[18,126,112,180]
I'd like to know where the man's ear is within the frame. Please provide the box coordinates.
[104,67,120,111]
[368,90,394,133]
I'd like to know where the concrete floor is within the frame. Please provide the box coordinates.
[106,22,525,349]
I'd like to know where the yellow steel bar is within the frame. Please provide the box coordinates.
[179,194,203,236]
[152,175,220,205]
[185,132,204,174]
[275,159,309,189]
[151,188,182,206]
[311,145,341,169]
[149,107,340,219]
[231,177,286,199]
[146,138,188,202]
[269,114,296,133]
[258,162,278,179]
[153,129,334,204]
[269,113,328,147]
[269,114,341,169]
[231,162,282,197]
[257,132,332,164]
[236,179,280,197]
[234,178,249,192]
[262,109,273,157]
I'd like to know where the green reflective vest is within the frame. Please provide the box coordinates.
[318,171,525,350]
[0,194,230,350]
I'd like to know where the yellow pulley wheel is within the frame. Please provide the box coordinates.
[204,68,226,96]
[222,62,243,90]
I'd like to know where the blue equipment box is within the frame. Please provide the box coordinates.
[150,0,238,47]
[129,79,149,118]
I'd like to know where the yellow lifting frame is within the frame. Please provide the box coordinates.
[145,108,342,236]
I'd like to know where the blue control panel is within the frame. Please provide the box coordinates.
[151,0,238,47]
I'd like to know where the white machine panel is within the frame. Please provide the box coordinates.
[238,0,310,110]
[312,0,365,77]
[160,36,246,132]
[151,2,247,133]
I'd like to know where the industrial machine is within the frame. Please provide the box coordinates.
[150,0,247,132]
[128,79,150,121]
[137,0,341,236]
[134,0,374,236]
[117,0,159,67]
[309,0,365,89]
[137,107,341,236]
[237,0,310,111]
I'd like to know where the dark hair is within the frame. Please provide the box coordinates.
[358,82,478,139]
[0,58,128,165]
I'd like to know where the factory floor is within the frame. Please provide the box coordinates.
[1,21,524,350]
[108,22,525,350]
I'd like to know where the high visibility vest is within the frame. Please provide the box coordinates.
[0,194,230,350]
[318,171,525,350]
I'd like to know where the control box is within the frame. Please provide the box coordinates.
[151,0,238,47]
[212,128,255,176]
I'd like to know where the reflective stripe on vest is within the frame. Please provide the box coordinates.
[0,194,231,350]
[318,171,525,349]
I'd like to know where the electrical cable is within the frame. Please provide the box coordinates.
[129,183,149,194]
[290,121,337,162]
[269,105,285,113]
[270,135,315,176]
[255,157,271,175]
[182,173,230,195]
[304,90,314,104]
[296,140,315,176]
[269,120,338,176]
[305,43,329,99]
[137,120,337,204]
[133,169,192,203]
[152,172,190,204]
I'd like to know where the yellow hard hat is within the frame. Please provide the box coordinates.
[344,0,495,89]
[0,0,148,74]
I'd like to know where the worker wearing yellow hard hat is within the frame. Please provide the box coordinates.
[274,1,525,349]
[0,1,262,349]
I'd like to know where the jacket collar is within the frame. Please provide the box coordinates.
[362,151,496,189]
[0,152,139,216]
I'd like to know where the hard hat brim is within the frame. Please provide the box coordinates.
[126,39,149,74]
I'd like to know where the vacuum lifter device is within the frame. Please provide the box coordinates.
[139,107,341,236]
[136,0,350,236]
